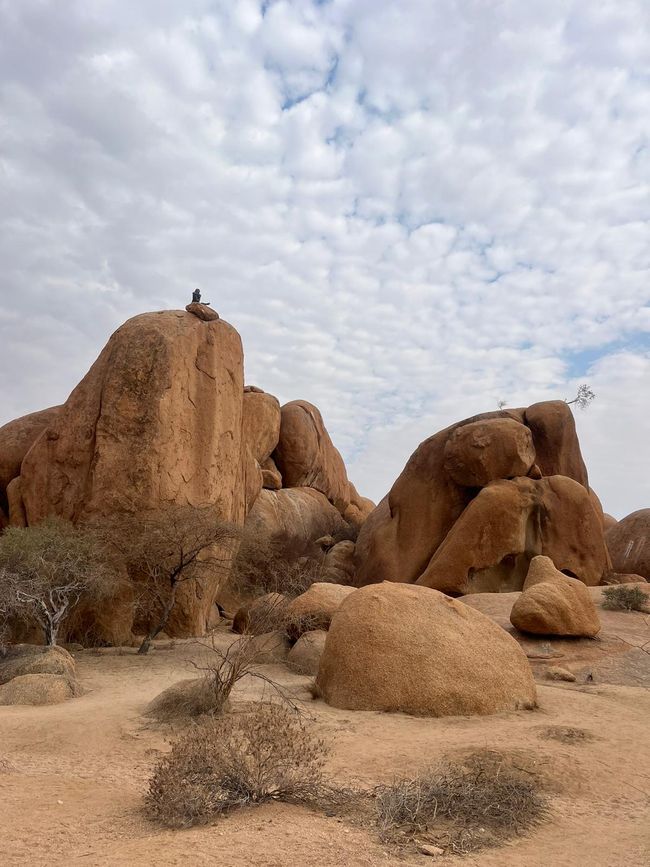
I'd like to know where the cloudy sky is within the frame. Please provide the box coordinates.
[1,0,649,518]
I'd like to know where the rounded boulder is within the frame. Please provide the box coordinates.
[315,582,537,716]
[443,418,536,488]
[285,582,355,639]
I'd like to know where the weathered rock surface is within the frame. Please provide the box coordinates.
[273,400,350,513]
[241,488,348,553]
[523,401,588,485]
[243,390,281,466]
[232,593,288,635]
[511,561,601,637]
[316,582,537,716]
[285,582,355,638]
[322,540,356,584]
[606,509,650,580]
[354,401,596,591]
[443,418,536,487]
[0,405,60,509]
[416,476,608,594]
[17,311,247,637]
[0,673,79,706]
[287,629,326,675]
[261,456,282,490]
[0,644,76,686]
[602,513,618,532]
[343,482,375,529]
[6,476,26,527]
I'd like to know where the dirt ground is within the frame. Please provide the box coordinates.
[1,591,649,867]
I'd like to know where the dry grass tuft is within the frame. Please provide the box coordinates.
[145,703,328,828]
[601,585,649,612]
[537,725,594,745]
[374,750,548,855]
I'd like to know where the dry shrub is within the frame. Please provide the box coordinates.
[230,532,326,599]
[145,703,328,827]
[375,751,547,855]
[537,725,594,745]
[601,585,649,612]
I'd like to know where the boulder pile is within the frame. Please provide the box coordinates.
[354,402,611,594]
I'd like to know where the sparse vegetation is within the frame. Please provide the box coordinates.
[230,531,325,598]
[374,751,547,855]
[566,383,596,410]
[537,725,594,745]
[601,585,649,612]
[145,703,328,828]
[105,506,239,654]
[0,518,115,646]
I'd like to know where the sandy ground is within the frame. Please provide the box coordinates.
[1,592,649,867]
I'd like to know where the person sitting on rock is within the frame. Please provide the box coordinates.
[192,288,201,303]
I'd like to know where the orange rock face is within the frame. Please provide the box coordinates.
[20,311,246,525]
[273,400,350,513]
[354,401,608,593]
[0,405,60,511]
[606,509,650,580]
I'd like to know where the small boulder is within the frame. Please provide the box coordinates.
[0,644,76,686]
[285,583,355,639]
[546,666,576,682]
[0,673,78,706]
[144,677,216,720]
[316,582,537,716]
[185,302,219,321]
[232,593,288,635]
[287,629,327,675]
[512,562,601,637]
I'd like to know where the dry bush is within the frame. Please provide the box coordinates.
[145,703,328,827]
[375,751,547,855]
[537,725,594,745]
[601,585,649,612]
[103,507,239,654]
[0,518,117,646]
[230,530,326,599]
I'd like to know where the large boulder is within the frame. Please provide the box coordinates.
[0,405,60,511]
[273,400,350,513]
[606,509,650,580]
[443,418,536,487]
[240,487,348,552]
[510,564,601,637]
[0,644,76,686]
[316,582,537,716]
[20,311,246,525]
[285,582,355,638]
[354,401,594,591]
[523,401,588,485]
[242,390,281,466]
[416,476,608,594]
[18,311,248,636]
[0,673,79,706]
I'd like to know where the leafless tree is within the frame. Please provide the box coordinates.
[0,518,114,647]
[105,506,240,655]
[565,383,596,410]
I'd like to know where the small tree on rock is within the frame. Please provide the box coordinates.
[0,518,113,647]
[566,383,596,410]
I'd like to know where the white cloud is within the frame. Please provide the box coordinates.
[0,0,648,518]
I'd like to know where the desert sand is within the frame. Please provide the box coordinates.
[1,593,648,867]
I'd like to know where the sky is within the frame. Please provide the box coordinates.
[0,0,649,519]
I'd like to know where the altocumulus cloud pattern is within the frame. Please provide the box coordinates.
[0,0,648,515]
